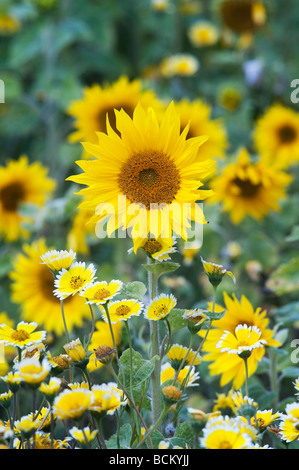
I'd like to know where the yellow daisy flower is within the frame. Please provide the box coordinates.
[160,54,199,77]
[39,377,61,398]
[151,0,170,11]
[188,21,219,47]
[167,344,201,370]
[40,249,76,273]
[201,257,236,287]
[161,362,199,387]
[67,75,163,158]
[279,403,299,442]
[53,388,95,420]
[53,262,96,300]
[81,280,123,305]
[14,415,40,438]
[68,102,215,242]
[251,410,280,430]
[200,292,280,389]
[216,324,266,357]
[209,147,292,224]
[200,416,253,449]
[0,155,56,241]
[253,103,299,169]
[69,426,98,446]
[0,321,46,349]
[171,99,227,160]
[25,431,71,450]
[89,383,124,416]
[129,236,177,261]
[213,390,237,414]
[100,299,143,324]
[144,294,176,321]
[63,338,87,363]
[87,320,123,373]
[9,239,91,336]
[1,371,22,392]
[15,357,51,386]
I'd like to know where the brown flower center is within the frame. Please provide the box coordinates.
[39,266,71,305]
[220,0,259,33]
[94,288,111,300]
[0,182,25,212]
[144,239,163,254]
[232,177,261,198]
[118,150,181,209]
[11,329,30,342]
[278,124,297,143]
[115,305,131,316]
[97,105,134,136]
[69,276,85,290]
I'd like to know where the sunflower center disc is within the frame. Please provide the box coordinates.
[118,151,181,209]
[278,124,297,143]
[0,182,25,212]
[232,177,261,198]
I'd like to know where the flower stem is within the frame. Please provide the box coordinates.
[85,299,96,350]
[147,259,162,427]
[60,300,70,343]
[136,403,170,449]
[244,357,249,397]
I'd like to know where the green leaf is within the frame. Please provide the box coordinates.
[106,423,132,449]
[167,309,188,332]
[142,262,180,279]
[280,366,299,378]
[286,226,299,242]
[121,281,147,301]
[266,257,299,295]
[174,422,194,448]
[145,429,164,449]
[119,348,159,388]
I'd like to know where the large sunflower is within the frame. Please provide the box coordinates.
[67,76,163,158]
[209,147,292,224]
[219,0,266,34]
[68,102,215,242]
[200,292,280,389]
[9,239,90,336]
[171,98,227,160]
[253,104,299,169]
[0,156,56,241]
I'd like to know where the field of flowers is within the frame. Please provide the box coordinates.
[1,0,299,451]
